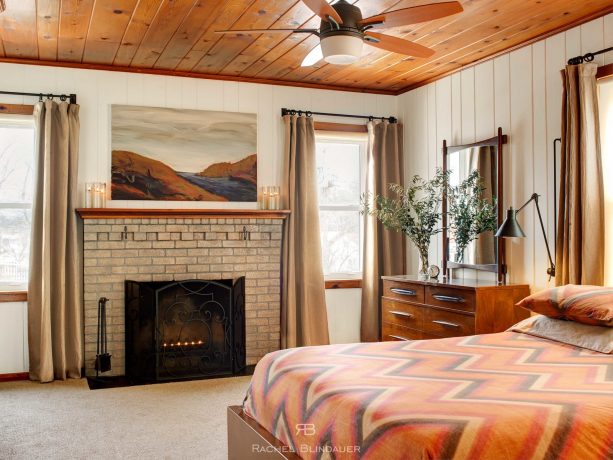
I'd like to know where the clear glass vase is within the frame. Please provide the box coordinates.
[418,250,429,280]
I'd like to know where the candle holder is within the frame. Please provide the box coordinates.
[85,183,93,208]
[258,185,281,210]
[87,182,107,208]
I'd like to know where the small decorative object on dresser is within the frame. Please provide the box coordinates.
[380,275,530,341]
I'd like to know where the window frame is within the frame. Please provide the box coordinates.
[315,130,368,281]
[0,106,35,299]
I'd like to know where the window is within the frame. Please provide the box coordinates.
[315,133,367,278]
[599,77,613,285]
[0,113,35,290]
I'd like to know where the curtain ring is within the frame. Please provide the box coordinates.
[368,116,374,122]
[60,95,67,101]
[584,53,594,62]
[305,111,312,117]
[38,94,43,102]
[46,94,53,100]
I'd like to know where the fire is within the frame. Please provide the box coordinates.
[162,339,205,349]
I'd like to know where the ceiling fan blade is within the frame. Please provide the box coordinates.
[360,2,463,28]
[215,28,318,35]
[364,32,435,58]
[301,0,343,24]
[301,44,323,67]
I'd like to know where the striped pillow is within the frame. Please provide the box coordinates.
[516,285,613,327]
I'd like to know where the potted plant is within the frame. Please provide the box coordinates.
[362,168,497,279]
[362,169,449,279]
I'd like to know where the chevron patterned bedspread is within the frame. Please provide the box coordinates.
[243,332,613,459]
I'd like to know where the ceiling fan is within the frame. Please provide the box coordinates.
[215,0,463,67]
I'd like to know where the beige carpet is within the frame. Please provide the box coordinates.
[0,376,251,460]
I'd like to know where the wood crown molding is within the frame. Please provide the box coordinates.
[0,291,27,303]
[325,279,362,289]
[0,57,396,96]
[76,208,290,219]
[0,104,34,115]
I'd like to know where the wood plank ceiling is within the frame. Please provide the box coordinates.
[0,0,611,95]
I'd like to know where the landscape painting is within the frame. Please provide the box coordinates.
[111,105,257,202]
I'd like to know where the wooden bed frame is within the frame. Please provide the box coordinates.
[227,406,300,460]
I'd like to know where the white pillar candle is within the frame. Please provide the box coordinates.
[100,183,107,208]
[93,183,101,208]
[85,183,92,208]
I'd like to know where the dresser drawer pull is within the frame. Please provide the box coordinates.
[432,320,461,328]
[389,310,413,319]
[390,288,417,296]
[432,294,464,303]
[389,334,411,341]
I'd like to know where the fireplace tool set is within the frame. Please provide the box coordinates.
[95,296,112,376]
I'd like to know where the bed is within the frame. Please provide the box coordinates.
[228,317,613,459]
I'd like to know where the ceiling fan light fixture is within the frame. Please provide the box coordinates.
[320,35,363,65]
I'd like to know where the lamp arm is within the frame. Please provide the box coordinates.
[516,193,538,213]
[515,193,556,277]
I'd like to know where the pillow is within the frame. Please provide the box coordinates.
[516,285,613,327]
[509,315,613,354]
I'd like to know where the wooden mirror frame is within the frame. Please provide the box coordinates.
[442,127,507,284]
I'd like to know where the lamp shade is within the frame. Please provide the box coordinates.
[495,207,526,238]
[321,35,363,65]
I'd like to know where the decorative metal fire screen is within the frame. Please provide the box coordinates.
[125,278,246,382]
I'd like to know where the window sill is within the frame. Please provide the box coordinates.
[325,279,362,289]
[0,291,27,303]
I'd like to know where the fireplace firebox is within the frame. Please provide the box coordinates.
[125,278,246,383]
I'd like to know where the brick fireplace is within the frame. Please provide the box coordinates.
[79,209,288,377]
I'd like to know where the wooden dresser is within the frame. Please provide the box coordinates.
[380,275,530,341]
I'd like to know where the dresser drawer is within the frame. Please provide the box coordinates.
[423,308,475,338]
[426,286,476,312]
[382,299,423,329]
[382,322,423,341]
[383,280,425,303]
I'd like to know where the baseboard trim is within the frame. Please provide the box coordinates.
[0,372,29,382]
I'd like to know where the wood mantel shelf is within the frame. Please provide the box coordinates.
[76,208,290,219]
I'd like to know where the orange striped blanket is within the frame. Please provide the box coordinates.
[243,332,613,459]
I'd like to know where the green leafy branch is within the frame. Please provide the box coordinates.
[446,170,498,263]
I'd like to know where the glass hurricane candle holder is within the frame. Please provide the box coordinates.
[85,183,93,208]
[259,186,270,210]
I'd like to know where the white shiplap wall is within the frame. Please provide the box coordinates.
[399,14,613,291]
[0,65,396,372]
[0,62,397,209]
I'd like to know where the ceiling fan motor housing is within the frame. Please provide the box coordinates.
[319,0,363,38]
[320,0,364,65]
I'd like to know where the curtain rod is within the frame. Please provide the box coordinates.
[0,90,77,104]
[567,46,613,65]
[281,108,397,123]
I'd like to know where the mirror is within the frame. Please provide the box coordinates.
[447,145,497,265]
[442,128,507,282]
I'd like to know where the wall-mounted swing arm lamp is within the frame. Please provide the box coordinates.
[495,193,556,279]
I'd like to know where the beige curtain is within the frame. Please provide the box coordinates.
[281,115,329,348]
[556,63,604,286]
[361,121,406,342]
[28,100,82,382]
